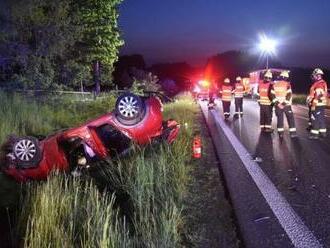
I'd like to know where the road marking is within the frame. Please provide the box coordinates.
[200,103,323,248]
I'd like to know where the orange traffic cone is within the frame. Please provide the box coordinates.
[193,135,202,158]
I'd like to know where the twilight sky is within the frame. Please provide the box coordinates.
[119,0,330,68]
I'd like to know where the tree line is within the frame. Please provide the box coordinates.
[0,0,123,93]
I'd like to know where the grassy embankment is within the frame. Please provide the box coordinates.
[292,94,330,107]
[0,92,198,247]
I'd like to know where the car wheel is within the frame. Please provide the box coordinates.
[115,93,145,125]
[13,137,42,168]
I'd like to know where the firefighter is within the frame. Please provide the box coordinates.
[220,78,233,119]
[233,76,245,118]
[208,81,217,109]
[306,82,313,131]
[257,70,273,132]
[271,71,297,138]
[308,68,328,139]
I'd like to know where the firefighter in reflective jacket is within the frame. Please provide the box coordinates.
[233,76,244,118]
[257,70,273,132]
[307,68,328,139]
[220,78,233,119]
[271,71,297,138]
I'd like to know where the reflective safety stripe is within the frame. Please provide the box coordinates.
[235,112,239,114]
[265,125,272,128]
[239,112,243,114]
[260,125,265,128]
[289,128,297,132]
[224,112,230,115]
[311,130,319,134]
[278,128,285,132]
[319,129,327,133]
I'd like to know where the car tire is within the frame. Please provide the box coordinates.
[115,93,146,125]
[12,136,42,168]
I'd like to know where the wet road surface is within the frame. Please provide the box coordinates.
[210,98,330,246]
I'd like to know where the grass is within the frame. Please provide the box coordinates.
[0,91,199,247]
[19,175,131,248]
[292,94,307,105]
[292,93,330,107]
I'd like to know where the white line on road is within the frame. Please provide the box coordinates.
[201,103,323,248]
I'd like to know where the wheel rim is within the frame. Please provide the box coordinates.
[14,139,37,161]
[118,96,139,118]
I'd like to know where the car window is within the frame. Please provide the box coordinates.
[95,124,132,157]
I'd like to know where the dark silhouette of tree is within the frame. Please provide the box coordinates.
[149,62,203,91]
[113,54,146,88]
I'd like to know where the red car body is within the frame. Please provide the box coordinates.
[2,95,180,182]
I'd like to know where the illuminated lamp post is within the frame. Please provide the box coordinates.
[258,34,277,69]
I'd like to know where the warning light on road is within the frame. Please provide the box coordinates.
[198,80,210,88]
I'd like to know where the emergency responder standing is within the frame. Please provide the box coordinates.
[220,78,233,119]
[271,71,297,138]
[257,70,273,132]
[233,76,245,118]
[308,68,328,139]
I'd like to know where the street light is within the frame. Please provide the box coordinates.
[258,34,277,69]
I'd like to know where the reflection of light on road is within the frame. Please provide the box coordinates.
[238,116,242,137]
[201,104,323,248]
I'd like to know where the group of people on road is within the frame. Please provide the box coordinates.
[217,68,328,139]
[257,70,297,138]
[219,76,246,119]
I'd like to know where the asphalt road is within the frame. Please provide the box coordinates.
[208,98,330,247]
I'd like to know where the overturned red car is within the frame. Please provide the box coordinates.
[1,92,180,182]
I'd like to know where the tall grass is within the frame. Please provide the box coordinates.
[0,92,117,143]
[94,96,198,246]
[0,92,198,247]
[19,174,131,248]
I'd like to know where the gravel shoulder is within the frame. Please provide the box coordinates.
[183,113,240,247]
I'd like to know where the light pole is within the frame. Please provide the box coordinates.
[258,35,277,69]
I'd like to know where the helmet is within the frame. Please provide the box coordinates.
[264,70,272,79]
[236,76,242,81]
[224,78,230,83]
[312,68,324,76]
[280,70,290,78]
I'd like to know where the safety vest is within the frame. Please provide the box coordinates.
[220,84,233,102]
[308,80,328,107]
[271,80,292,105]
[258,82,272,105]
[234,83,244,98]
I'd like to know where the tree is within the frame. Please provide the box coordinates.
[130,68,160,95]
[76,0,124,95]
[3,0,81,89]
